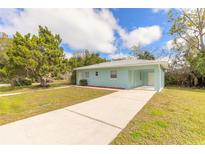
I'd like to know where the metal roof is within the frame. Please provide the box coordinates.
[74,59,168,70]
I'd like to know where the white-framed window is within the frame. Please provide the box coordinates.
[95,71,99,76]
[110,70,117,79]
[85,72,89,78]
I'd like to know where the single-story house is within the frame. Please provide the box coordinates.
[75,59,168,92]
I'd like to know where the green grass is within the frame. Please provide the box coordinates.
[0,86,114,126]
[112,87,205,144]
[0,80,70,94]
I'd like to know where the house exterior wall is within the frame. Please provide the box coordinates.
[76,67,130,89]
[76,64,165,91]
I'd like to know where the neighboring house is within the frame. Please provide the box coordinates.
[75,59,168,92]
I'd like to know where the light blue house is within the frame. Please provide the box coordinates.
[75,59,168,92]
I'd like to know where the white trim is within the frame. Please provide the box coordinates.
[158,64,162,91]
[158,87,163,92]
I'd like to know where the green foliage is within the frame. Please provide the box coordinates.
[0,67,8,82]
[189,53,205,77]
[70,70,76,84]
[68,50,106,71]
[79,79,88,86]
[6,26,69,87]
[138,51,155,60]
[131,45,155,60]
[0,36,11,81]
[11,78,32,86]
[68,50,106,84]
[165,73,178,86]
[168,9,205,86]
[6,32,36,80]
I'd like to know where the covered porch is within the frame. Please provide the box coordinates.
[128,69,155,90]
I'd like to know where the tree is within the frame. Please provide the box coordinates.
[7,26,68,87]
[68,50,106,84]
[131,45,155,60]
[168,8,205,86]
[6,32,36,84]
[138,51,155,60]
[68,50,106,70]
[32,26,68,86]
[0,33,11,81]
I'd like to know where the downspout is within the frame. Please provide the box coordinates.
[158,64,162,92]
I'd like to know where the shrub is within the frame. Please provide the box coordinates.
[79,79,88,86]
[12,78,32,86]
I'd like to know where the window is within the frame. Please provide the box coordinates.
[85,72,89,78]
[95,71,99,76]
[140,72,142,80]
[110,70,117,79]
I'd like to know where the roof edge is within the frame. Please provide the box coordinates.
[74,61,168,70]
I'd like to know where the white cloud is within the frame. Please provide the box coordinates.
[108,52,131,60]
[65,52,73,59]
[120,25,162,48]
[165,38,186,50]
[0,9,118,53]
[166,40,174,50]
[0,9,163,54]
[152,8,171,13]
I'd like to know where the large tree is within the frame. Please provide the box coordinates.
[168,8,205,86]
[32,26,68,86]
[7,26,68,86]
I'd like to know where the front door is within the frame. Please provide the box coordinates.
[148,72,154,86]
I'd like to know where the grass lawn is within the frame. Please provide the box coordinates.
[0,86,114,126]
[112,87,205,144]
[0,80,70,94]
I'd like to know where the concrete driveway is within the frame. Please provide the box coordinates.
[0,89,156,144]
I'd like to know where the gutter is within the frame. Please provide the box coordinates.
[74,62,168,71]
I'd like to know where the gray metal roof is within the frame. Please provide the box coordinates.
[74,59,168,70]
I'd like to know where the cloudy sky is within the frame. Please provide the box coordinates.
[0,8,173,59]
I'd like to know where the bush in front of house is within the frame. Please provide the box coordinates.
[79,79,88,86]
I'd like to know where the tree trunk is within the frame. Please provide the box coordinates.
[202,77,205,87]
[194,76,198,86]
[40,77,48,87]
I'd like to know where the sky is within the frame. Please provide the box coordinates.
[0,8,174,60]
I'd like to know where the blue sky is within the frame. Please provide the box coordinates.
[0,8,174,59]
